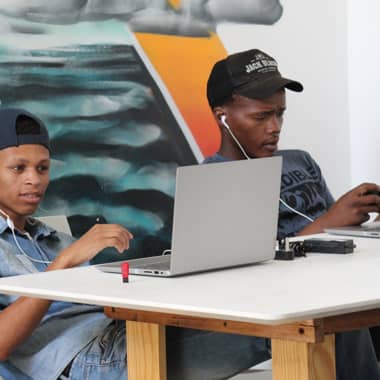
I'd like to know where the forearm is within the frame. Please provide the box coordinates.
[296,213,332,236]
[47,247,78,270]
[0,223,133,360]
[47,224,134,269]
[0,250,76,359]
[0,296,52,360]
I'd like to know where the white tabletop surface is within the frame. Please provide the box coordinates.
[0,234,380,325]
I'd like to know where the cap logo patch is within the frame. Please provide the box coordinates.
[245,58,278,74]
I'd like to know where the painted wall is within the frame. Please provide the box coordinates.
[0,1,289,262]
[348,0,380,187]
[1,0,377,261]
[220,0,380,198]
[218,0,351,199]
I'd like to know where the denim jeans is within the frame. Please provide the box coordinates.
[0,361,32,380]
[67,320,269,380]
[5,324,378,380]
[67,320,126,380]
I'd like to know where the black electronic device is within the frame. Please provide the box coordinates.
[298,238,355,254]
[274,249,294,260]
[275,238,295,260]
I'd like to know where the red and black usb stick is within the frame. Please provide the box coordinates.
[121,262,129,283]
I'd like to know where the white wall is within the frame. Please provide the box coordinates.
[217,0,351,198]
[348,0,380,187]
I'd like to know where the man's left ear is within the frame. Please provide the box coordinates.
[213,106,225,122]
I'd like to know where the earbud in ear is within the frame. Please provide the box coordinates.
[218,114,250,159]
[220,114,230,130]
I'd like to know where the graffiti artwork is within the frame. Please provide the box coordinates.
[0,1,282,262]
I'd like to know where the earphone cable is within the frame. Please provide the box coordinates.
[10,226,52,264]
[0,208,52,264]
[220,116,314,223]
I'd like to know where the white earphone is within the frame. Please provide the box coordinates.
[219,115,250,159]
[0,208,52,264]
[0,209,14,229]
[218,115,314,223]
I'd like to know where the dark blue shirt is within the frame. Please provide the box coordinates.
[203,150,335,239]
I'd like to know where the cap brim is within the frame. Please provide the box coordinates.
[236,76,303,100]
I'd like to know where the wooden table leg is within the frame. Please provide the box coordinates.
[272,334,336,380]
[126,321,167,380]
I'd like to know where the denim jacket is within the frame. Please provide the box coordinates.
[0,217,111,380]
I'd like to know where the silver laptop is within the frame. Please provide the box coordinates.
[325,221,380,238]
[97,156,282,277]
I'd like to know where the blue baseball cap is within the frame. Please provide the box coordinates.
[0,108,50,151]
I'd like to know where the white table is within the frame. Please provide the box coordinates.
[1,234,380,380]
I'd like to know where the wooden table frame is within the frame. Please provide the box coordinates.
[105,306,380,380]
[1,234,379,380]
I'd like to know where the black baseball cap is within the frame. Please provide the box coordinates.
[0,108,50,151]
[207,49,303,107]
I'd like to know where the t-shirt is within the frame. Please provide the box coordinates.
[203,150,335,239]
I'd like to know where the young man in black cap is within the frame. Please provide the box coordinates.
[204,48,380,379]
[0,107,270,379]
[205,48,380,238]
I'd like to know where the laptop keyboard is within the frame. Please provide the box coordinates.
[147,261,170,270]
[363,222,380,231]
[130,257,170,271]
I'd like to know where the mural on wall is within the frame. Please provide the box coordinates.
[0,0,282,262]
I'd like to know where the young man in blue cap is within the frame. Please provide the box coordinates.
[0,108,268,379]
[204,48,380,380]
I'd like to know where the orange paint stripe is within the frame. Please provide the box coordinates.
[135,32,227,157]
[168,0,181,10]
